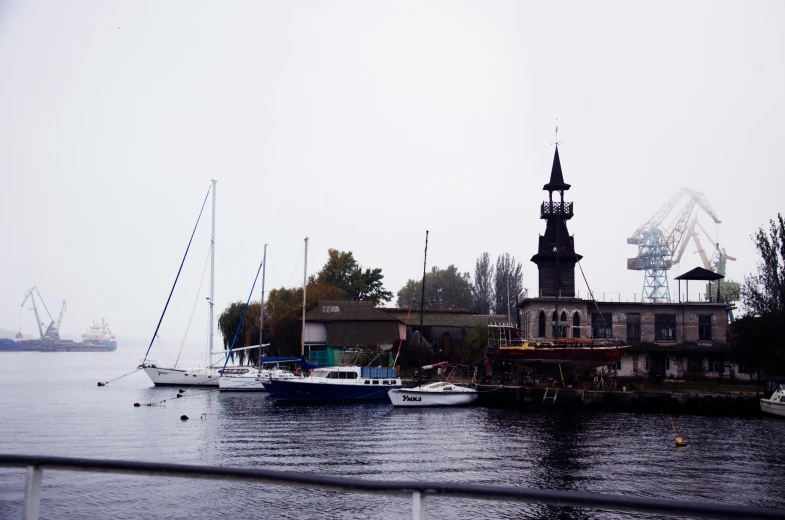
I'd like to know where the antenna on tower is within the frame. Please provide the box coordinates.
[552,118,562,146]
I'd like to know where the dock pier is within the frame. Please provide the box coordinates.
[475,384,761,415]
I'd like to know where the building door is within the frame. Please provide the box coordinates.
[649,353,666,379]
[626,314,641,347]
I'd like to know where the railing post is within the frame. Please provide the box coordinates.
[412,490,425,520]
[23,465,43,520]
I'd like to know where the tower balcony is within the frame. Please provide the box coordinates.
[541,201,574,219]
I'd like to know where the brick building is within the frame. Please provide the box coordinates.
[517,146,738,380]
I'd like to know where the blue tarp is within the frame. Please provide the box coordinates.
[260,357,300,364]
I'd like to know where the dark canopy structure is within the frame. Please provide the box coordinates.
[675,267,724,302]
[674,267,724,281]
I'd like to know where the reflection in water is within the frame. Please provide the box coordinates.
[0,351,784,519]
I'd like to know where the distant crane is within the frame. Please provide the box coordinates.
[20,287,66,342]
[627,188,721,303]
[674,218,739,301]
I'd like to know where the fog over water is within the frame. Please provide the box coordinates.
[1,350,784,519]
[1,1,784,348]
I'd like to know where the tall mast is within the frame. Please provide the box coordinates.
[301,237,308,357]
[209,179,216,359]
[419,231,429,373]
[260,243,267,362]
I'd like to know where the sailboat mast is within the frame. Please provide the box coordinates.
[260,243,267,356]
[301,237,308,357]
[209,179,216,359]
[419,231,429,372]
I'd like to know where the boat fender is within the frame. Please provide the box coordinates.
[675,437,687,447]
[180,415,189,421]
[97,382,106,387]
[133,403,141,407]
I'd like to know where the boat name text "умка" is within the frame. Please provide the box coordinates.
[402,395,422,402]
[157,371,169,376]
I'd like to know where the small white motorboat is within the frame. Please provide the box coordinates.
[388,381,478,407]
[219,367,264,391]
[760,384,785,418]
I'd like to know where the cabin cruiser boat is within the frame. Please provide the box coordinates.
[760,384,785,418]
[268,366,401,401]
[388,381,478,407]
[218,367,263,391]
[219,357,300,392]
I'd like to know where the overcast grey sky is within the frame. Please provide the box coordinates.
[1,1,783,349]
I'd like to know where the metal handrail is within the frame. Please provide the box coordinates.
[2,454,784,520]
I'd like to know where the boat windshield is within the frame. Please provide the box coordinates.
[311,369,330,378]
[325,371,358,379]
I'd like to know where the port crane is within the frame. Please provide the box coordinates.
[673,218,739,301]
[20,287,66,342]
[627,188,722,303]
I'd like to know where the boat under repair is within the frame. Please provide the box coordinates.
[485,323,629,371]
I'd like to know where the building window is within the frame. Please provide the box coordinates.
[616,360,622,370]
[666,356,670,371]
[573,312,580,339]
[654,314,676,341]
[538,311,546,337]
[626,314,641,347]
[591,313,613,339]
[698,315,712,341]
[561,311,567,322]
[645,355,650,370]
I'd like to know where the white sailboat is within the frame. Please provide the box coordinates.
[219,244,269,392]
[140,180,236,387]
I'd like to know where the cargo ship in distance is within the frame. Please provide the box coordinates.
[1,320,118,352]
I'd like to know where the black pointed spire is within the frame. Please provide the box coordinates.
[543,145,571,192]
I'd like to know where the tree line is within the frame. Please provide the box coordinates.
[394,252,523,317]
[729,214,785,379]
[218,249,523,364]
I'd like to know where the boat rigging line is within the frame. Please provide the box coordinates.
[221,257,265,371]
[174,243,213,368]
[391,294,416,368]
[417,230,428,385]
[141,183,212,366]
[574,252,613,336]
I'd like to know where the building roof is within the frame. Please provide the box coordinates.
[306,300,401,322]
[383,309,503,328]
[543,145,571,192]
[674,267,724,281]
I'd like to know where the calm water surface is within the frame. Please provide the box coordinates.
[0,349,783,519]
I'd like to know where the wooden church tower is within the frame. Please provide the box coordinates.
[530,145,582,298]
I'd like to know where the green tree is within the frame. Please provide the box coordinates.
[728,314,781,380]
[313,249,393,304]
[218,302,257,365]
[732,214,785,377]
[396,265,472,309]
[741,214,785,317]
[472,252,494,314]
[455,324,488,366]
[494,253,523,318]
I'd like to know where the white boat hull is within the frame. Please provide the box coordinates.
[388,387,478,407]
[142,366,220,387]
[219,374,266,391]
[760,399,785,417]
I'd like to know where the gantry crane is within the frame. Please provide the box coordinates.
[627,188,721,303]
[673,218,739,301]
[20,287,66,342]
